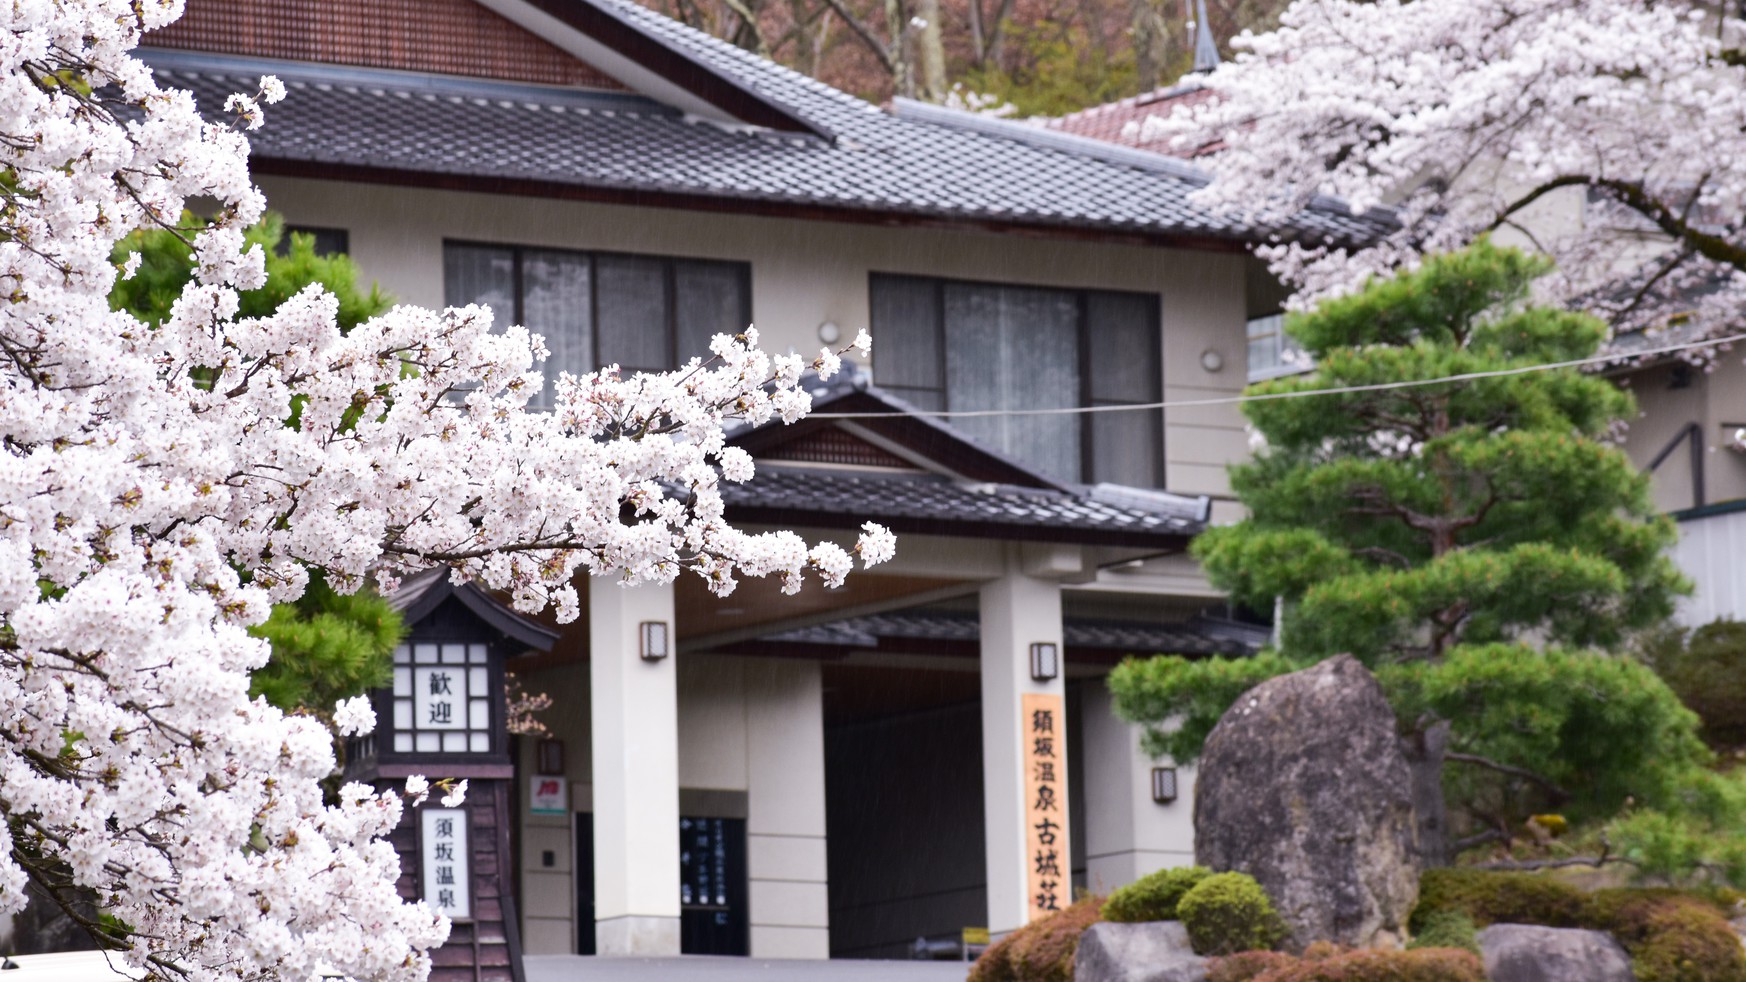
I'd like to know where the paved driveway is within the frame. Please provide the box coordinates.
[524,954,971,982]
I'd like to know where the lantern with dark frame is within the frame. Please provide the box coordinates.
[345,570,557,979]
[1029,642,1059,681]
[1151,766,1178,804]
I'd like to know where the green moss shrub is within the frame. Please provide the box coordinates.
[1178,872,1289,956]
[1406,909,1480,955]
[1582,889,1746,982]
[1102,866,1213,923]
[1207,946,1485,982]
[1409,868,1585,931]
[1412,869,1746,982]
[967,895,1104,982]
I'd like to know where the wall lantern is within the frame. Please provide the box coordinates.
[640,620,670,661]
[1029,642,1059,681]
[536,738,565,776]
[1151,766,1179,804]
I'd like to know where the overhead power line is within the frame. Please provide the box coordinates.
[807,331,1746,420]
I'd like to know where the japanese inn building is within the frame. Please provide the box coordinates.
[138,0,1387,976]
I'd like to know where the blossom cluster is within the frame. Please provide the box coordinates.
[1159,0,1746,357]
[0,2,890,979]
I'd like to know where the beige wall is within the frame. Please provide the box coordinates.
[517,652,828,958]
[257,177,1252,500]
[1617,358,1746,514]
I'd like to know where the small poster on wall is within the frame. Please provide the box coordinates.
[529,776,567,815]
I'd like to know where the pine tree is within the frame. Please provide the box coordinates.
[1109,241,1710,862]
[111,213,402,718]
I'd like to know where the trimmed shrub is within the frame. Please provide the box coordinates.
[1102,866,1213,923]
[1409,867,1586,931]
[967,895,1104,982]
[1207,951,1299,982]
[1406,909,1480,955]
[1208,947,1486,982]
[1583,889,1746,982]
[1178,872,1289,956]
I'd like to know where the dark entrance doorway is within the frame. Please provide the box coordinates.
[573,813,749,956]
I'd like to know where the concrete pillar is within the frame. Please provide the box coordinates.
[980,555,1068,936]
[1080,680,1196,894]
[745,660,831,958]
[589,579,680,955]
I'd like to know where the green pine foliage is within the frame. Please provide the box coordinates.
[1107,241,1709,862]
[111,211,389,331]
[247,574,401,716]
[110,214,400,719]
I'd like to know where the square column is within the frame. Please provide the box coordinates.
[589,579,681,955]
[980,561,1068,936]
[746,660,830,958]
[1080,680,1196,894]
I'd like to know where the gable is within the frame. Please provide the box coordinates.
[755,426,919,471]
[146,0,627,90]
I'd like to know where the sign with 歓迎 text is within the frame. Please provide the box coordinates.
[414,667,468,731]
[1021,692,1067,923]
[529,776,566,815]
[421,807,471,920]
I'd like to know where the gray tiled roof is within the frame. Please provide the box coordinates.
[140,0,1391,245]
[720,467,1203,546]
[757,609,1262,657]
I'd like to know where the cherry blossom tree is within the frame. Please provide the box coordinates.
[1158,0,1746,355]
[0,2,890,979]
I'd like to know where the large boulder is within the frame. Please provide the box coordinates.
[1477,924,1636,982]
[1194,654,1420,950]
[1074,921,1207,982]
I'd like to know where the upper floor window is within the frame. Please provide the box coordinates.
[1246,313,1309,382]
[282,225,349,257]
[443,243,751,408]
[870,274,1162,487]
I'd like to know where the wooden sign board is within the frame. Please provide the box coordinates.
[421,806,472,921]
[1021,692,1068,923]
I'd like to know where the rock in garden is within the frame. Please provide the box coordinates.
[1074,921,1207,982]
[1194,654,1420,950]
[1477,924,1636,982]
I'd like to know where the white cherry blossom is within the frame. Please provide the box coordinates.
[0,3,892,980]
[1161,0,1746,359]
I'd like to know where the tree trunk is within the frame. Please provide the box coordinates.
[914,0,947,102]
[1130,0,1170,91]
[1401,719,1450,868]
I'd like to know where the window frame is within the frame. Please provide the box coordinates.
[442,239,753,376]
[1246,312,1311,382]
[868,271,1164,487]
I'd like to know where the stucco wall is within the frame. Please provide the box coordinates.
[255,176,1253,501]
[516,653,828,958]
[1616,357,1746,515]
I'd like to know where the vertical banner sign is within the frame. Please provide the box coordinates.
[421,807,472,921]
[1021,692,1067,923]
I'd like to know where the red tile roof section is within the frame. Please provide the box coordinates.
[1045,82,1221,158]
[147,0,627,90]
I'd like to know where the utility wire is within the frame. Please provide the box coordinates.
[807,330,1746,419]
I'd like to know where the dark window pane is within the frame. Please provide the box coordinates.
[943,283,1082,482]
[282,225,349,257]
[673,260,748,366]
[870,275,942,393]
[1086,292,1160,403]
[596,255,670,373]
[1089,405,1163,487]
[444,244,516,321]
[521,250,593,407]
